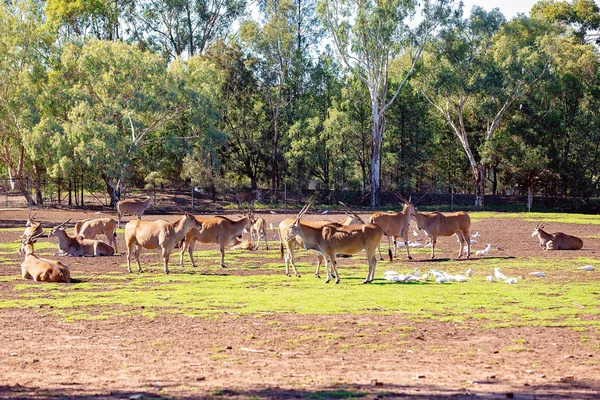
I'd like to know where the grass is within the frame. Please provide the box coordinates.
[1,211,599,334]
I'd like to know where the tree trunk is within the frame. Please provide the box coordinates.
[271,117,279,193]
[473,164,485,208]
[528,172,535,212]
[369,95,383,208]
[102,173,121,208]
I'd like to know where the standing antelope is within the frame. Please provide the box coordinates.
[532,223,583,250]
[49,220,115,256]
[74,218,118,253]
[234,190,264,212]
[369,194,415,260]
[20,213,42,238]
[125,212,200,274]
[250,217,269,250]
[179,212,255,268]
[278,202,364,278]
[116,196,153,228]
[285,202,390,284]
[19,232,71,283]
[409,209,471,259]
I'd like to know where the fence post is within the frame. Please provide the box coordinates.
[4,178,7,208]
[284,183,287,209]
[191,186,194,209]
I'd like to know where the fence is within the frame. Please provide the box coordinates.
[3,177,600,213]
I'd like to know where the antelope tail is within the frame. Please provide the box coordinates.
[279,241,284,260]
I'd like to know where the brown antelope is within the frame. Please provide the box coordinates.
[116,196,153,228]
[369,194,415,260]
[234,189,268,212]
[125,212,200,274]
[20,213,42,238]
[74,217,118,253]
[278,202,364,278]
[231,236,255,251]
[285,202,390,284]
[19,232,71,283]
[49,219,115,257]
[179,212,255,268]
[409,209,471,259]
[250,217,269,250]
[532,223,583,250]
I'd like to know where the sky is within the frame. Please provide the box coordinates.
[460,0,540,19]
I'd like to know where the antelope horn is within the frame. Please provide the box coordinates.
[394,193,409,204]
[54,218,72,230]
[172,202,187,214]
[27,230,47,241]
[338,201,352,213]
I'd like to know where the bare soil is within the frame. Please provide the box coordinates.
[1,208,599,399]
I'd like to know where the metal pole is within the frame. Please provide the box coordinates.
[284,183,287,209]
[191,185,194,209]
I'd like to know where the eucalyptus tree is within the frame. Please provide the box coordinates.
[418,8,559,207]
[240,0,298,192]
[46,40,222,207]
[317,0,453,207]
[0,0,54,204]
[126,0,246,60]
[531,0,600,44]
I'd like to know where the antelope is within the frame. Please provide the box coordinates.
[49,219,115,257]
[285,201,390,284]
[409,209,471,259]
[116,196,153,228]
[125,212,201,274]
[73,218,118,253]
[231,235,255,250]
[278,202,364,278]
[179,212,255,268]
[369,194,415,260]
[20,213,42,238]
[19,232,71,283]
[234,189,268,212]
[531,223,583,250]
[250,217,269,250]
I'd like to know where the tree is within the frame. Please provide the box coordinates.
[45,0,125,40]
[0,0,54,205]
[418,9,556,207]
[531,0,600,44]
[126,0,246,60]
[317,0,452,206]
[45,40,221,206]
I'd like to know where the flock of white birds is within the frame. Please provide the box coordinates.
[383,229,595,284]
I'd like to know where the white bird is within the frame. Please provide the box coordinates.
[504,278,518,284]
[443,272,457,282]
[95,211,102,214]
[321,210,328,214]
[529,271,547,277]
[413,268,421,278]
[465,268,473,277]
[472,232,481,239]
[384,270,399,277]
[486,275,495,282]
[269,211,276,214]
[429,270,444,279]
[395,241,406,248]
[406,275,420,282]
[420,273,430,281]
[424,242,432,248]
[475,244,493,256]
[579,265,595,271]
[494,268,507,281]
[436,276,447,284]
[269,222,274,230]
[409,241,424,248]
[452,274,469,282]
[470,239,477,244]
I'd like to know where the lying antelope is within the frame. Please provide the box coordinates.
[532,223,583,250]
[49,219,115,257]
[117,196,153,228]
[410,209,471,259]
[125,212,200,274]
[369,194,414,260]
[74,217,118,253]
[179,212,255,268]
[278,202,364,278]
[286,201,390,284]
[19,232,71,283]
[231,236,255,251]
[250,217,269,250]
[20,213,42,238]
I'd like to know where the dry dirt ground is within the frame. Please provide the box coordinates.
[1,208,599,399]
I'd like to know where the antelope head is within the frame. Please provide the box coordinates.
[19,231,46,255]
[286,200,313,242]
[338,201,365,224]
[532,223,546,237]
[49,219,72,237]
